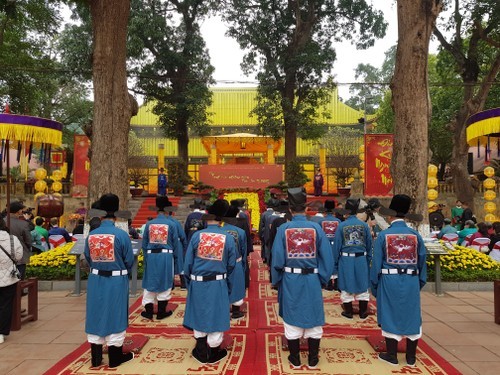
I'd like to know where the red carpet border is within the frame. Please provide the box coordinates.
[44,248,461,375]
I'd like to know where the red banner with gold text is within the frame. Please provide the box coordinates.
[364,134,394,197]
[199,164,283,189]
[72,135,90,197]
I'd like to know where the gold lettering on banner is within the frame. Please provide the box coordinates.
[208,171,270,184]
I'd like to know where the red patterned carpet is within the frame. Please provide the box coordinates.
[44,249,460,375]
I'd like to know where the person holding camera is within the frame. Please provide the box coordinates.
[7,201,33,280]
[0,217,24,344]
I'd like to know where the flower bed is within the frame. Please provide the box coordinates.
[27,238,500,282]
[27,242,146,280]
[221,189,266,230]
[426,243,500,282]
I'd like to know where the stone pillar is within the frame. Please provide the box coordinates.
[158,144,165,170]
[210,144,217,165]
[267,144,275,164]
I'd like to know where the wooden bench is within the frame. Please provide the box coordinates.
[11,278,38,331]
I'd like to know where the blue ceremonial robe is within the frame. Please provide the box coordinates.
[316,214,341,247]
[141,213,183,293]
[220,221,247,304]
[84,220,134,337]
[332,216,372,294]
[158,173,167,195]
[370,220,427,335]
[183,225,236,333]
[271,215,334,328]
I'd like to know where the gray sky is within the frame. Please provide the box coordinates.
[201,2,400,99]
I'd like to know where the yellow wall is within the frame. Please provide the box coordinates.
[130,87,364,160]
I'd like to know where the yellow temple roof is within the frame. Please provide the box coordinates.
[130,87,363,127]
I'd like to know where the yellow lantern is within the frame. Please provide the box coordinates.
[34,192,45,201]
[360,178,364,183]
[359,161,365,169]
[485,213,496,223]
[359,144,365,153]
[428,164,438,177]
[427,189,438,201]
[483,178,496,190]
[52,170,63,181]
[484,201,497,213]
[359,153,365,161]
[52,181,63,192]
[52,192,62,199]
[427,177,438,189]
[35,168,47,180]
[484,190,497,201]
[484,166,495,178]
[34,180,47,192]
[359,169,365,178]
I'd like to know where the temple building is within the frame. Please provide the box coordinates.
[130,87,366,193]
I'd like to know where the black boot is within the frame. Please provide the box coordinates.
[287,338,301,368]
[378,338,399,366]
[231,305,245,320]
[341,302,353,319]
[156,300,173,320]
[207,345,228,364]
[406,338,419,367]
[140,303,154,320]
[90,344,102,367]
[108,345,134,368]
[192,336,208,364]
[325,279,335,291]
[358,300,369,320]
[307,338,320,369]
[180,275,186,290]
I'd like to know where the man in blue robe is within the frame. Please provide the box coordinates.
[271,187,334,369]
[223,205,248,320]
[140,196,183,320]
[332,198,372,320]
[157,167,168,196]
[315,200,341,291]
[84,194,135,368]
[370,194,427,367]
[183,199,236,364]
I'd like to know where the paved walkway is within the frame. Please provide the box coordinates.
[0,289,499,374]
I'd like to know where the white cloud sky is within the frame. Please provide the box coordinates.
[200,2,400,99]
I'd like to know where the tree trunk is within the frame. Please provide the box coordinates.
[391,0,443,221]
[176,115,189,168]
[88,1,133,208]
[282,80,297,170]
[450,105,475,203]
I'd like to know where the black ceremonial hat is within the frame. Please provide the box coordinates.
[88,193,131,220]
[202,199,229,221]
[324,200,336,212]
[379,194,423,222]
[149,196,177,212]
[287,187,306,212]
[189,197,205,209]
[335,198,361,216]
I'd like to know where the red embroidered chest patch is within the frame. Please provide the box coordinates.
[385,234,418,265]
[88,234,115,262]
[198,232,226,261]
[322,221,339,238]
[149,224,169,245]
[285,228,317,259]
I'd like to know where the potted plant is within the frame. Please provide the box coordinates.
[191,181,215,200]
[285,160,310,188]
[167,159,193,196]
[129,168,149,197]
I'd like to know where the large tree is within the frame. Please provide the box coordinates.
[223,0,387,170]
[391,0,443,220]
[87,0,137,206]
[433,0,500,203]
[128,0,216,168]
[0,1,61,113]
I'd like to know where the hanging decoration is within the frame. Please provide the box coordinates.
[483,166,496,222]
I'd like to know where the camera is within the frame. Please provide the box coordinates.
[364,198,381,222]
[11,268,21,280]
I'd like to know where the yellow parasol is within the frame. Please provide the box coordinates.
[0,111,62,227]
